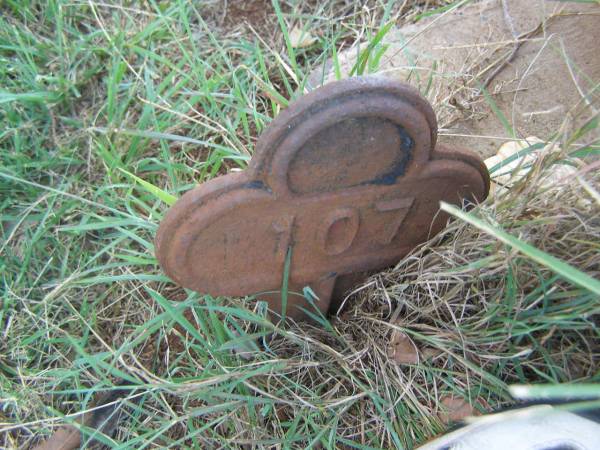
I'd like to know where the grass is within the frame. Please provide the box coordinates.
[1,1,599,449]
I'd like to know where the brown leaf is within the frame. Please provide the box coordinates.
[422,347,443,360]
[31,426,80,450]
[32,381,139,450]
[439,396,478,424]
[387,331,419,365]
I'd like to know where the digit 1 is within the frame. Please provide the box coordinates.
[272,215,295,262]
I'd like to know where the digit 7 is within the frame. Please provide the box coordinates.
[374,197,415,245]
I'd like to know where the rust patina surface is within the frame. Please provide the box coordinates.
[156,77,489,320]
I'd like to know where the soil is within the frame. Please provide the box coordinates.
[222,0,275,35]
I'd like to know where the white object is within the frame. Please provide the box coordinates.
[484,137,579,196]
[418,405,600,450]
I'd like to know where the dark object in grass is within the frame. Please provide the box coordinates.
[32,383,137,450]
[156,76,489,320]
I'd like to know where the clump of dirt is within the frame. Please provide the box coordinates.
[222,0,275,35]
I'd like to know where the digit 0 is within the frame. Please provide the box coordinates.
[319,208,360,255]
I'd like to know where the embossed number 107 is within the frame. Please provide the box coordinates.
[273,197,415,259]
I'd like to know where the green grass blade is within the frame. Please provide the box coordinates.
[349,21,395,76]
[441,202,600,296]
[488,142,546,174]
[510,383,600,400]
[479,83,515,137]
[280,246,292,322]
[272,0,300,83]
[118,168,177,206]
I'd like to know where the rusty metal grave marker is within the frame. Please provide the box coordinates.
[156,77,490,321]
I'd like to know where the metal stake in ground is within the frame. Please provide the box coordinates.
[155,76,490,321]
